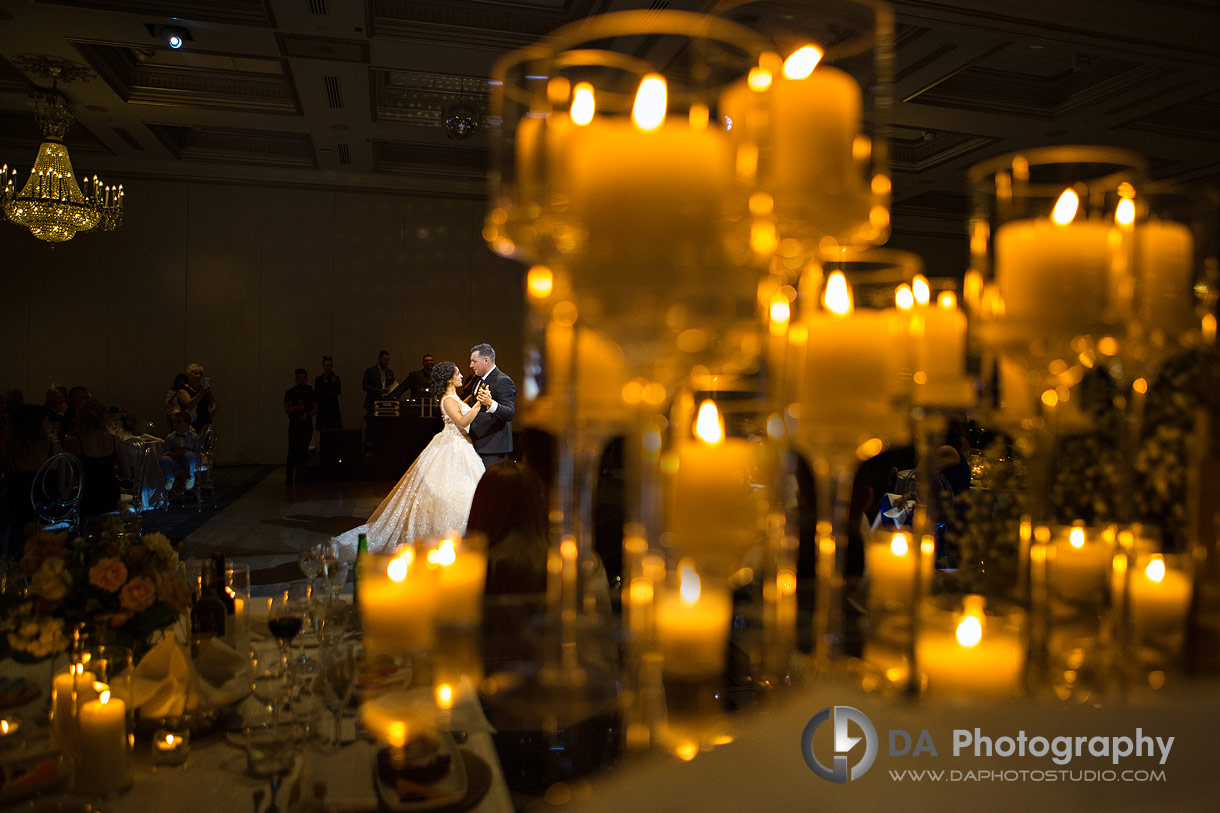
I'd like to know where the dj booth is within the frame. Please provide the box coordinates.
[363,399,444,478]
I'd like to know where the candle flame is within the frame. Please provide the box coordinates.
[890,533,909,557]
[387,548,413,582]
[98,689,112,704]
[895,284,914,310]
[388,721,408,748]
[526,265,553,299]
[632,74,667,131]
[694,400,724,445]
[1069,527,1085,548]
[769,292,790,327]
[921,536,935,556]
[435,683,454,710]
[1052,188,1079,225]
[678,559,701,604]
[1,720,11,734]
[1132,377,1148,395]
[955,615,983,648]
[912,275,930,305]
[1146,555,1166,584]
[570,82,595,125]
[747,66,772,91]
[427,539,457,567]
[165,733,176,745]
[1115,197,1136,227]
[938,291,957,309]
[823,271,853,315]
[782,45,823,80]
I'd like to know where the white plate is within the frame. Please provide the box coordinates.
[373,732,468,812]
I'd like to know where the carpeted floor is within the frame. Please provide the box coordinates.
[140,464,279,542]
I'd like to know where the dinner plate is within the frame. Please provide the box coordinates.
[373,732,468,812]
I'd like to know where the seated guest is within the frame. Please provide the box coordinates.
[43,386,68,442]
[2,404,57,557]
[164,373,188,430]
[160,410,200,496]
[63,397,131,518]
[116,410,140,439]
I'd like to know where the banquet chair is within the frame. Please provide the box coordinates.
[30,452,83,532]
[194,424,218,509]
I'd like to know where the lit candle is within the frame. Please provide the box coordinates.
[76,686,128,796]
[544,320,629,426]
[867,532,933,607]
[671,400,761,565]
[655,560,732,678]
[564,74,734,291]
[916,596,1024,697]
[797,272,906,442]
[1049,525,1111,602]
[358,547,438,655]
[769,47,870,241]
[151,728,190,767]
[425,536,486,627]
[994,193,1122,340]
[910,292,971,406]
[1137,220,1196,339]
[51,667,97,749]
[1129,554,1192,636]
[0,717,21,743]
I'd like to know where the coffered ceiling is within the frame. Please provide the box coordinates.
[1,0,1217,247]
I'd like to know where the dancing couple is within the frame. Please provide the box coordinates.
[334,343,516,557]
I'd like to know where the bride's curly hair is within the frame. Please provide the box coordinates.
[430,361,458,395]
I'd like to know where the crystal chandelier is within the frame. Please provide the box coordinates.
[1,65,124,243]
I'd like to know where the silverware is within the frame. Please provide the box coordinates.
[252,788,265,813]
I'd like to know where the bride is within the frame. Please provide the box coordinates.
[334,360,486,557]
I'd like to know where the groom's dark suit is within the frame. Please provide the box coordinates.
[468,365,516,466]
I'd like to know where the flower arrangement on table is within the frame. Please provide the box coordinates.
[0,520,191,662]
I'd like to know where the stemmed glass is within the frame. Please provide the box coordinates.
[318,641,358,751]
[298,541,330,581]
[250,643,289,725]
[269,581,310,677]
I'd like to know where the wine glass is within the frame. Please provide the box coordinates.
[269,581,310,676]
[250,644,289,724]
[298,542,326,581]
[318,641,358,751]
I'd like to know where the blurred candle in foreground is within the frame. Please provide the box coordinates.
[916,595,1024,697]
[655,560,732,678]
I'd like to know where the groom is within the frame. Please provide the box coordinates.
[468,343,516,467]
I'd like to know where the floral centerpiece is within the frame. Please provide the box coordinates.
[1,520,191,662]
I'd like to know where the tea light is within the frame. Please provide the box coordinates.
[916,596,1024,697]
[655,560,732,679]
[76,685,128,796]
[152,728,190,768]
[0,717,22,749]
[358,547,438,655]
[1129,554,1192,636]
[671,400,760,564]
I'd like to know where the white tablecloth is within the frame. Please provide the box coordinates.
[122,435,165,511]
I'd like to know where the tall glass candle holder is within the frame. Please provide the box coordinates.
[712,0,895,256]
[791,245,915,668]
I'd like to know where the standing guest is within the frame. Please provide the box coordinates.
[362,350,395,414]
[284,368,317,485]
[63,398,130,518]
[468,343,517,468]
[177,363,217,433]
[164,373,188,424]
[2,404,57,557]
[402,354,437,400]
[314,355,343,430]
[43,387,68,441]
[160,409,200,496]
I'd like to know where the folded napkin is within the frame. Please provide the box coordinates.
[120,637,252,719]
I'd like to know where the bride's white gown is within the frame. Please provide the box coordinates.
[334,394,485,558]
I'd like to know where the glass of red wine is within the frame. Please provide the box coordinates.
[269,581,310,676]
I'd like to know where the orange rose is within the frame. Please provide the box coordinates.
[89,557,129,592]
[119,576,157,613]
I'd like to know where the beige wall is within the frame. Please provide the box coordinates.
[0,180,526,464]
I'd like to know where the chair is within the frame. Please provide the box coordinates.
[30,452,83,532]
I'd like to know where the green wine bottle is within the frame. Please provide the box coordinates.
[353,532,368,608]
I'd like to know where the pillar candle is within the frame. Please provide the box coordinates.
[910,302,971,407]
[358,551,438,655]
[1129,556,1192,636]
[867,533,932,607]
[76,690,127,796]
[671,437,760,564]
[770,64,870,241]
[916,602,1024,697]
[429,542,487,626]
[1137,220,1196,339]
[994,219,1119,339]
[1049,527,1111,602]
[51,669,97,749]
[655,567,732,678]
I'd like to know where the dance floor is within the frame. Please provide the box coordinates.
[175,466,391,591]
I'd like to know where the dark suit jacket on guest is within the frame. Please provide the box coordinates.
[468,366,516,458]
[362,364,395,412]
[402,369,433,400]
